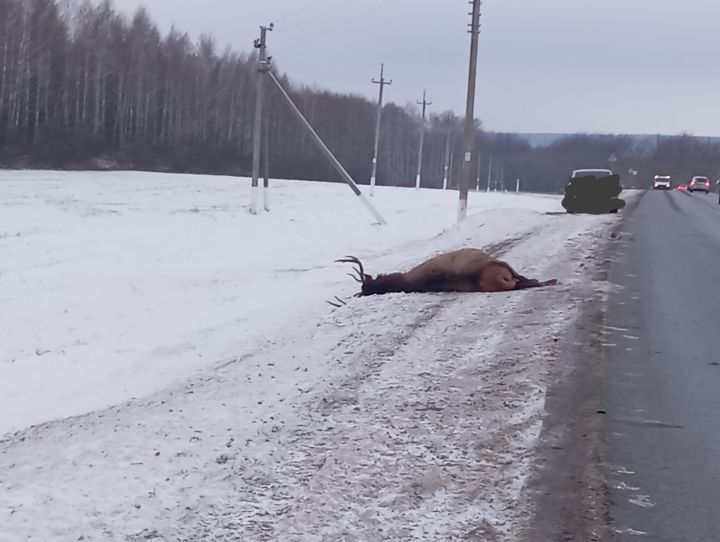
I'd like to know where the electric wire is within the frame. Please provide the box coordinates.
[273,0,358,43]
[268,0,334,28]
[273,0,405,56]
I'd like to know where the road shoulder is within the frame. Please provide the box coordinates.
[521,190,646,542]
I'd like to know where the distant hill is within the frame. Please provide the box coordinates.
[513,133,567,147]
[510,132,720,149]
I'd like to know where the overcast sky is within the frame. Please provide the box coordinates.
[109,0,720,136]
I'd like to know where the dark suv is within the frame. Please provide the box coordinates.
[563,169,625,214]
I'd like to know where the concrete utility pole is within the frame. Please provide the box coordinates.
[415,89,431,190]
[448,150,455,189]
[250,23,273,215]
[262,111,271,211]
[443,130,452,190]
[457,0,482,222]
[369,63,392,196]
[486,153,493,192]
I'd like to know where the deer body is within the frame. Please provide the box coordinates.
[338,248,557,297]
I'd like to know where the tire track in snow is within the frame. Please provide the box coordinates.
[177,228,603,541]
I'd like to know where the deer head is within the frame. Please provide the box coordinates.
[335,256,372,296]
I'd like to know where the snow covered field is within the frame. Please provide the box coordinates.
[0,171,635,540]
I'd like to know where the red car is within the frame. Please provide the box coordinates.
[688,176,711,193]
[677,184,689,191]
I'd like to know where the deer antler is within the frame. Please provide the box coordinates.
[326,296,348,308]
[335,256,370,284]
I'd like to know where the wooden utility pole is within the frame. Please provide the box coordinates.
[250,23,273,215]
[415,89,431,190]
[458,0,482,222]
[369,63,392,196]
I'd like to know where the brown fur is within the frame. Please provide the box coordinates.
[337,248,557,296]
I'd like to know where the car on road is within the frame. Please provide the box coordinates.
[677,184,689,192]
[571,168,614,180]
[653,175,672,190]
[564,168,623,213]
[688,176,711,193]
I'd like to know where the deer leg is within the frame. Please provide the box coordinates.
[514,277,541,289]
[514,277,558,290]
[502,263,557,290]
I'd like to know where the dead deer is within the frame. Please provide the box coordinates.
[336,248,557,297]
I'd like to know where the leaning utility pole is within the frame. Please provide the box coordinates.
[457,0,482,222]
[266,71,387,225]
[369,63,392,196]
[250,23,273,215]
[415,89,431,190]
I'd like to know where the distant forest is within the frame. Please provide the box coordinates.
[2,0,720,193]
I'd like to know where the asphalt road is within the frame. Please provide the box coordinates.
[604,188,720,541]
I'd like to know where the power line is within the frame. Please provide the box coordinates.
[275,0,357,42]
[269,0,333,28]
[274,0,405,56]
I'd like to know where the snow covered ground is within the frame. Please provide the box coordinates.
[0,171,637,541]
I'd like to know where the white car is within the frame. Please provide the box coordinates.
[653,175,672,190]
[688,176,711,193]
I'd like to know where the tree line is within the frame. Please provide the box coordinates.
[485,133,720,193]
[0,0,464,185]
[1,0,719,193]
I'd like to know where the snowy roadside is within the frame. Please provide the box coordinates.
[1,171,577,437]
[0,171,641,541]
